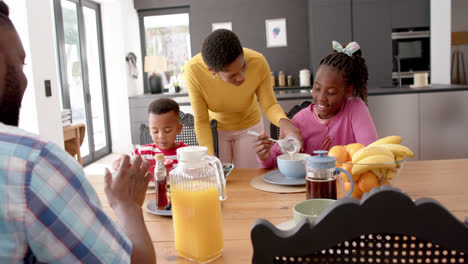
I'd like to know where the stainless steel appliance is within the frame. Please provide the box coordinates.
[392,27,430,85]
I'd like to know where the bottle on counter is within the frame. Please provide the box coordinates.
[278,70,286,87]
[287,75,293,87]
[270,72,275,87]
[154,153,168,210]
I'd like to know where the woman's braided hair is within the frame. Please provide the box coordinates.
[319,49,369,104]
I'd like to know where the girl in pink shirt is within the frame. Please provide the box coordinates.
[255,41,378,168]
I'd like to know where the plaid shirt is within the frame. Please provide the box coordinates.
[0,123,131,263]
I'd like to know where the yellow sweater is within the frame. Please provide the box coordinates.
[184,48,287,154]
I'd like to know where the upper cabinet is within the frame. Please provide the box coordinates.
[391,0,430,29]
[352,0,392,87]
[308,0,352,77]
[308,0,392,87]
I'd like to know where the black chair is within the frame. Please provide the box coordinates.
[270,101,312,140]
[139,111,219,157]
[251,185,468,264]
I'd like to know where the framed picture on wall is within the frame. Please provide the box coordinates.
[265,18,287,47]
[212,22,232,31]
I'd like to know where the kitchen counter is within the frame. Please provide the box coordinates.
[131,84,468,102]
[272,83,468,100]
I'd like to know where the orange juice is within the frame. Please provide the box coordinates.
[171,181,223,263]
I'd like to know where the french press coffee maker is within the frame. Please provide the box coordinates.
[304,150,354,199]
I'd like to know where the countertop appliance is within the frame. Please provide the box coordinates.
[392,27,430,85]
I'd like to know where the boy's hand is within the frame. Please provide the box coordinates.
[112,157,122,172]
[105,155,151,209]
[254,131,274,161]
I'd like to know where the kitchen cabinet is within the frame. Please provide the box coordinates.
[352,0,392,87]
[308,0,352,76]
[367,94,420,160]
[308,0,392,87]
[419,91,468,160]
[368,90,468,161]
[391,0,430,29]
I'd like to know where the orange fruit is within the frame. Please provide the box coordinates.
[346,143,365,160]
[328,145,349,163]
[358,171,379,193]
[339,163,355,182]
[344,181,363,199]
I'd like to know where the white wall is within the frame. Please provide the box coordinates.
[431,0,451,84]
[99,0,142,153]
[452,0,468,84]
[7,0,141,154]
[6,0,63,147]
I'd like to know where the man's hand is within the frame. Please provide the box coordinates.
[278,119,303,151]
[104,155,156,264]
[254,131,274,161]
[105,155,151,209]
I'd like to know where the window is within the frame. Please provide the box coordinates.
[139,7,191,93]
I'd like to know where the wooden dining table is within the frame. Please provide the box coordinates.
[87,159,468,263]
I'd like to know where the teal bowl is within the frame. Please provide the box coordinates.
[293,199,336,224]
[277,153,310,179]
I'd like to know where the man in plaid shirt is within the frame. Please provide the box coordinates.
[0,2,155,263]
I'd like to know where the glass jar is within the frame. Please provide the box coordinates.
[278,70,286,86]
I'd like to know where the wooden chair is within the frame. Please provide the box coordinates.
[139,111,219,157]
[251,185,468,264]
[270,101,312,140]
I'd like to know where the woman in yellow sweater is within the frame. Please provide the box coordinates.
[184,29,302,168]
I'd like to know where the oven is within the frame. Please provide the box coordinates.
[392,27,430,85]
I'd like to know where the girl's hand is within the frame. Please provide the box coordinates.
[254,131,274,161]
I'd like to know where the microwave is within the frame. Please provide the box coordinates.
[392,27,430,84]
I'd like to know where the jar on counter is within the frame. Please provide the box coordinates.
[287,75,293,87]
[270,72,275,87]
[299,68,311,86]
[278,70,286,87]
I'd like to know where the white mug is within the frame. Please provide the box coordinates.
[413,73,429,87]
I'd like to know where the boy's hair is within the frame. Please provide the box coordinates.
[201,29,243,72]
[0,1,13,28]
[319,49,369,104]
[147,98,180,117]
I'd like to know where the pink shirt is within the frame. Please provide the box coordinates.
[258,97,378,168]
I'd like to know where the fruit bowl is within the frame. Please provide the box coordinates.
[336,158,406,199]
[328,136,413,199]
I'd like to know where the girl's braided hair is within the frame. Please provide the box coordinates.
[319,49,369,104]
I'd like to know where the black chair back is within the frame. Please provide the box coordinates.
[251,185,468,263]
[139,111,219,156]
[270,101,312,140]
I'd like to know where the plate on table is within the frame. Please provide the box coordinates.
[263,169,306,186]
[146,199,172,216]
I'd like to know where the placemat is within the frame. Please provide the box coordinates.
[250,175,306,193]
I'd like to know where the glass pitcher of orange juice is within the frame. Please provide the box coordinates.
[169,146,227,263]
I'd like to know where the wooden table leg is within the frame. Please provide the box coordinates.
[75,126,82,165]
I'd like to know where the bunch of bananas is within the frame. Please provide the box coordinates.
[351,136,414,183]
[329,136,414,199]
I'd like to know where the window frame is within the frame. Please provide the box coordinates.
[138,6,191,94]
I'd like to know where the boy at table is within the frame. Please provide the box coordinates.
[112,98,188,171]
